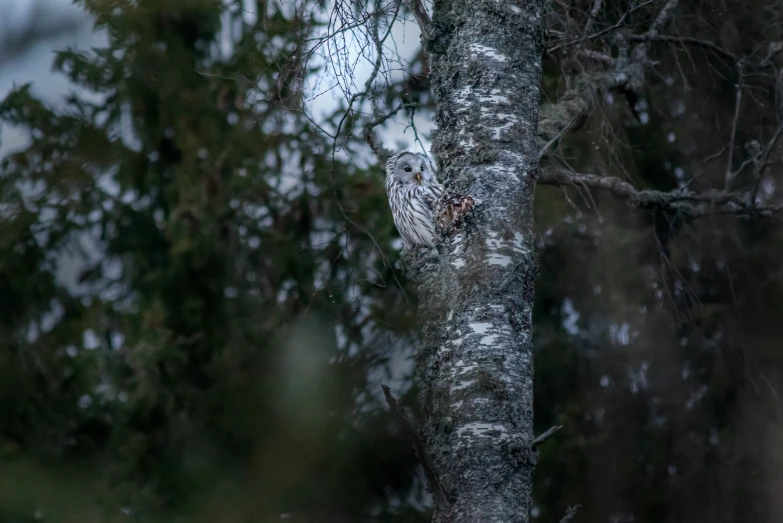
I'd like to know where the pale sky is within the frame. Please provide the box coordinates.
[0,0,432,159]
[0,0,104,157]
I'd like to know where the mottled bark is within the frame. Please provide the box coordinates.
[409,1,545,521]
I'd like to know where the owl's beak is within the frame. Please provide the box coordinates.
[415,172,422,183]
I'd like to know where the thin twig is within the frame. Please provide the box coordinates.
[726,63,745,188]
[538,113,579,162]
[327,1,409,302]
[575,48,616,64]
[531,425,563,449]
[750,121,783,205]
[559,504,581,523]
[363,102,419,164]
[546,0,656,54]
[647,0,679,38]
[539,167,783,218]
[583,0,603,35]
[626,34,737,62]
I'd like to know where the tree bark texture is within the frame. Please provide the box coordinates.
[414,1,545,521]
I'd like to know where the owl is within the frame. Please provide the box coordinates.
[385,151,444,249]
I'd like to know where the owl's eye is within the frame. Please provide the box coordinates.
[420,164,425,171]
[404,166,412,172]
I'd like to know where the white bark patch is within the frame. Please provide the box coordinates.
[484,230,518,266]
[479,334,498,346]
[479,91,510,105]
[451,379,476,392]
[467,321,501,347]
[513,231,530,254]
[487,254,513,266]
[469,43,508,62]
[456,423,510,441]
[509,5,522,14]
[486,164,520,183]
[455,361,479,375]
[452,86,472,105]
[450,232,467,268]
[507,151,526,163]
[491,112,517,120]
[468,321,492,334]
[438,346,452,356]
[490,112,518,139]
[485,230,504,251]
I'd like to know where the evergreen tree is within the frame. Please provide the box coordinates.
[1,1,422,521]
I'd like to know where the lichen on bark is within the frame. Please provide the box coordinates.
[406,0,546,521]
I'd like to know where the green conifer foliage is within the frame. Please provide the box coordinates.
[1,1,423,521]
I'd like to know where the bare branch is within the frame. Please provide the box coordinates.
[363,102,418,164]
[403,0,432,36]
[530,425,563,449]
[626,34,738,62]
[546,0,656,54]
[575,48,615,64]
[538,113,579,162]
[322,2,410,301]
[539,1,680,152]
[647,0,679,39]
[559,505,582,523]
[540,0,783,225]
[583,0,603,35]
[726,65,745,188]
[539,168,783,218]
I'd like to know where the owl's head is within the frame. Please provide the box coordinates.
[386,152,435,185]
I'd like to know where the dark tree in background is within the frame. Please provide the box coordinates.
[0,0,782,522]
[533,1,783,522]
[1,1,422,521]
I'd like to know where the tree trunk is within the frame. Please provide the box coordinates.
[414,1,545,521]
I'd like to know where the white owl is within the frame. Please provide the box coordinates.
[385,151,444,249]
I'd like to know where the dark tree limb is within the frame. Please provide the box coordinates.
[538,0,783,221]
[403,0,432,37]
[538,168,783,218]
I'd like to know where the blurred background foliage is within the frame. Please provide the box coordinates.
[0,0,782,522]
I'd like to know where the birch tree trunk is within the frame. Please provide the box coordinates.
[412,1,545,521]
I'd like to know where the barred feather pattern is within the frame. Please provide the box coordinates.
[385,152,444,249]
